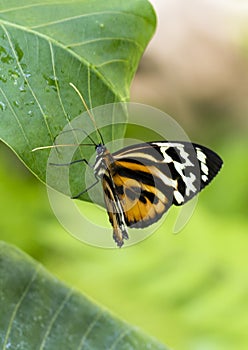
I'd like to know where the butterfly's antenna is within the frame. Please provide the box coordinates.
[58,127,97,146]
[31,143,95,152]
[69,82,104,145]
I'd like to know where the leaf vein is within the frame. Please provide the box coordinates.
[77,309,103,350]
[30,10,139,29]
[0,88,32,149]
[87,65,93,111]
[95,58,129,68]
[2,265,40,349]
[109,328,132,350]
[39,289,73,350]
[49,41,68,121]
[67,36,143,52]
[0,2,52,14]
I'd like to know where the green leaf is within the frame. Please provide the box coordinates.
[0,241,168,350]
[0,0,156,196]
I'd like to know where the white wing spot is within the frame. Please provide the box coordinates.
[202,174,208,182]
[201,163,209,175]
[174,162,197,196]
[155,170,177,188]
[155,143,194,167]
[196,148,207,164]
[174,190,184,204]
[158,147,173,163]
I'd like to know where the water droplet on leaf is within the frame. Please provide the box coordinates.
[0,45,14,64]
[0,101,7,111]
[14,43,24,62]
[13,100,19,108]
[19,84,26,92]
[9,69,20,80]
[43,74,59,92]
[0,74,7,83]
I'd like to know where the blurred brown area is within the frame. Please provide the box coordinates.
[131,0,248,141]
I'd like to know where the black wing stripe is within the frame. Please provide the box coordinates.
[114,165,177,194]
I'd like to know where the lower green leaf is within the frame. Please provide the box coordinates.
[0,241,168,350]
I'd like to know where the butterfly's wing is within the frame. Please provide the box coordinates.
[111,141,223,228]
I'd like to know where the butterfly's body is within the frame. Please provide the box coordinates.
[92,141,223,247]
[93,144,129,246]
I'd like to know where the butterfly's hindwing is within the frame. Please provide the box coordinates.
[111,161,174,228]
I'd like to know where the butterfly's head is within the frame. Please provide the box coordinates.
[95,144,106,155]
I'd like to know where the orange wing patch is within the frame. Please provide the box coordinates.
[112,162,174,228]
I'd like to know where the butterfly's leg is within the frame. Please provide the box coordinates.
[71,177,99,199]
[122,230,129,240]
[49,159,93,168]
[50,158,98,198]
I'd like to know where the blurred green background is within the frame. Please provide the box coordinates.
[1,1,248,350]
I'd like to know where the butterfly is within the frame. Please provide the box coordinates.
[70,140,223,247]
[33,84,223,247]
